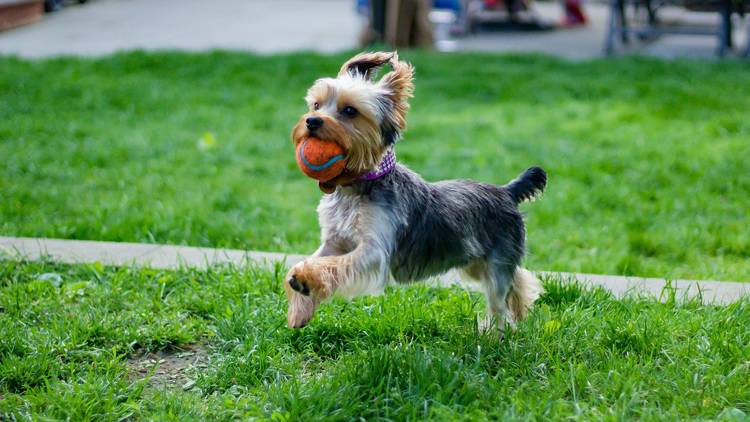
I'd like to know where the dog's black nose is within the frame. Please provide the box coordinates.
[306,117,323,131]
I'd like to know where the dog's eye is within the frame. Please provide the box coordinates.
[313,102,320,110]
[342,106,358,118]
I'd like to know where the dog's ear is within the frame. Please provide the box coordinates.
[339,51,395,80]
[379,52,414,133]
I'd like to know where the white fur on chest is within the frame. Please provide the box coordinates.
[317,189,366,246]
[315,188,396,297]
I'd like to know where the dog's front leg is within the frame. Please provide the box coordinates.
[285,241,389,328]
[284,239,345,328]
[310,240,347,259]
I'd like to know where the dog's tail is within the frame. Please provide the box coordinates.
[505,166,547,204]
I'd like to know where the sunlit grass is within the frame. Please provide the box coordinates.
[0,260,748,419]
[1,51,749,280]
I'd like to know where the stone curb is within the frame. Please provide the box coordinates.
[1,236,748,304]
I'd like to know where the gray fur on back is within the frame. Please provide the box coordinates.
[349,164,526,283]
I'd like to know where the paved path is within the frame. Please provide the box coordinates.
[2,236,748,304]
[0,0,747,60]
[0,0,361,58]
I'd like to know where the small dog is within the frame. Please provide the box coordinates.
[286,52,546,333]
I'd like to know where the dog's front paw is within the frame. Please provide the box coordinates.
[284,262,319,328]
[288,274,310,296]
[286,262,312,296]
[285,260,333,298]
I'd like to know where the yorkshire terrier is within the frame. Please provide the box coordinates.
[285,52,547,333]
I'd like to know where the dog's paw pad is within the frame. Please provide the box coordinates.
[288,276,310,296]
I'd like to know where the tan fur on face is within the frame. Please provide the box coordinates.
[291,51,414,176]
[340,51,414,135]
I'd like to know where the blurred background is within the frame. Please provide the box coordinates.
[1,0,748,58]
[1,0,749,282]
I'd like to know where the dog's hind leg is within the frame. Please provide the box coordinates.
[480,250,544,332]
[481,260,517,334]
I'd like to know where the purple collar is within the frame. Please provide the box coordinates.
[358,148,396,181]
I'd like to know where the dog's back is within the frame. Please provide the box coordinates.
[349,164,545,286]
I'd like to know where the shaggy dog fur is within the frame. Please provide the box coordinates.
[285,52,546,333]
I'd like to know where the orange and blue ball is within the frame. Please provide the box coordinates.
[295,137,348,182]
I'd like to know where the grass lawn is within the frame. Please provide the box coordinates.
[0,260,748,420]
[1,52,749,281]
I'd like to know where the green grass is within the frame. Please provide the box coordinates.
[0,260,748,420]
[1,51,749,281]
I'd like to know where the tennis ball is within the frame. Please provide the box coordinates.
[295,137,347,182]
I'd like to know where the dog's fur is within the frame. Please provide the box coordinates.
[286,52,546,333]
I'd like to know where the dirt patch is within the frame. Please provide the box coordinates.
[127,344,209,389]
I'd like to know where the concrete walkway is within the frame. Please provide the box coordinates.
[0,0,747,60]
[0,0,361,58]
[2,236,748,304]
